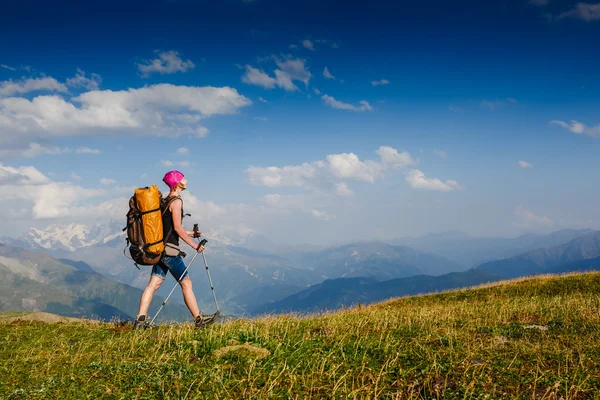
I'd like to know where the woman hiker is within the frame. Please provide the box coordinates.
[134,170,216,329]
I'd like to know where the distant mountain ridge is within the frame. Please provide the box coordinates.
[389,229,596,266]
[0,243,189,322]
[477,230,600,278]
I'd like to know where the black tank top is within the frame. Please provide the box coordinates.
[162,196,182,246]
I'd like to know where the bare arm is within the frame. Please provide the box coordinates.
[170,199,204,252]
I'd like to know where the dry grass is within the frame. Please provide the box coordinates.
[2,272,600,399]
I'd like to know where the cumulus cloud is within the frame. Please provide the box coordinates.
[556,3,600,21]
[137,50,195,77]
[162,160,190,168]
[0,163,106,220]
[246,146,416,192]
[322,95,372,112]
[514,205,553,228]
[405,169,460,191]
[71,172,82,180]
[0,84,251,149]
[327,153,383,183]
[323,67,335,80]
[66,68,102,90]
[377,146,417,168]
[371,79,390,86]
[518,160,533,168]
[100,178,116,185]
[550,120,600,138]
[302,40,315,51]
[241,55,311,92]
[311,209,332,220]
[76,147,101,154]
[0,77,68,97]
[335,182,354,197]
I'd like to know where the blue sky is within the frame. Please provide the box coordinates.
[1,0,599,244]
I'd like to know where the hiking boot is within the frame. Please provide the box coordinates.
[194,312,217,328]
[133,315,150,330]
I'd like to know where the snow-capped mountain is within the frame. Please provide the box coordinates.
[14,221,126,253]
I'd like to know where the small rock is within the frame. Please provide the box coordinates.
[493,336,510,345]
[523,324,548,331]
[470,359,485,365]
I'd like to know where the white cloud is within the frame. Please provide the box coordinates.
[100,178,116,185]
[254,116,268,121]
[162,160,190,168]
[177,147,189,155]
[449,105,461,112]
[0,77,68,97]
[66,68,102,90]
[518,160,533,168]
[335,182,354,197]
[246,162,320,188]
[311,209,332,220]
[433,149,447,159]
[371,79,390,86]
[0,163,105,220]
[247,146,415,192]
[258,96,268,103]
[241,55,311,92]
[323,67,335,80]
[514,205,553,228]
[327,153,383,183]
[71,172,82,180]
[313,88,321,95]
[21,143,70,158]
[137,50,195,77]
[550,120,600,138]
[302,40,315,51]
[405,169,460,191]
[377,146,416,168]
[241,65,278,89]
[76,147,101,154]
[557,3,600,21]
[1,64,16,71]
[322,95,372,112]
[289,44,299,49]
[0,84,251,148]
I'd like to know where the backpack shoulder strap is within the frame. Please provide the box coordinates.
[162,195,182,215]
[161,195,182,248]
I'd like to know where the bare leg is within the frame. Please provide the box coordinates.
[137,275,164,317]
[179,277,201,318]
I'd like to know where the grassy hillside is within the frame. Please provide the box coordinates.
[2,272,600,399]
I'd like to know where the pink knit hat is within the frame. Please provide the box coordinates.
[163,170,185,189]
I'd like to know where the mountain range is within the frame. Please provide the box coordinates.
[0,243,189,322]
[2,223,598,318]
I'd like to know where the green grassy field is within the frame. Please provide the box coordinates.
[2,272,600,399]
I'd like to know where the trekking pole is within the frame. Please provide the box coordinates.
[149,232,207,327]
[201,249,220,315]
